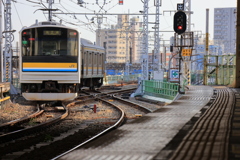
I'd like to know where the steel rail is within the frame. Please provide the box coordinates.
[0,105,43,130]
[0,103,68,143]
[112,95,153,113]
[51,98,125,160]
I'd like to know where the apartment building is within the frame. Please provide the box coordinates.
[214,7,236,54]
[96,15,143,63]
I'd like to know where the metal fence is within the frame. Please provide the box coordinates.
[203,55,236,85]
[142,80,179,100]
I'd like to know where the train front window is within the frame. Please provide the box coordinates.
[21,27,78,56]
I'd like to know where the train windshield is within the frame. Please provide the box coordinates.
[21,27,78,56]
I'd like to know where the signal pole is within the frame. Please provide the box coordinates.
[173,10,187,93]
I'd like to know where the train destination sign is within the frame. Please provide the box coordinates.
[43,30,61,36]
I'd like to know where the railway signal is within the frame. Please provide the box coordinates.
[119,0,123,5]
[173,11,187,34]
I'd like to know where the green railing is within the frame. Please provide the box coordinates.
[142,80,179,100]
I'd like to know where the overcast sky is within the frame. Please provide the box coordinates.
[6,0,237,46]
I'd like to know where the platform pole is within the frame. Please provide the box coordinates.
[234,0,240,87]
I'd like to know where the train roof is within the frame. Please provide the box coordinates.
[20,21,77,31]
[31,21,65,27]
[81,38,105,50]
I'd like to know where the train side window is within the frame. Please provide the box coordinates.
[84,51,88,66]
[99,53,102,65]
[94,53,98,65]
[88,52,92,65]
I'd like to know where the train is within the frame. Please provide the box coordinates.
[19,21,106,101]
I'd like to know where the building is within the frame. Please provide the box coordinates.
[130,16,143,63]
[96,15,143,64]
[214,7,236,54]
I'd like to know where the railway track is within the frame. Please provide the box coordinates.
[0,85,158,159]
[51,96,126,160]
[73,87,137,104]
[51,90,152,160]
[169,87,234,160]
[0,103,68,144]
[0,105,43,130]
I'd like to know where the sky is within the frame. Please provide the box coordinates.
[4,0,237,48]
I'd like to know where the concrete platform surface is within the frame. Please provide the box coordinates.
[59,86,213,160]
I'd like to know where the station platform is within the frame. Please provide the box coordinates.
[58,85,238,160]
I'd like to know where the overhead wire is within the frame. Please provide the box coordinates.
[54,1,92,25]
[50,1,97,34]
[12,1,23,27]
[58,0,121,29]
[11,0,135,39]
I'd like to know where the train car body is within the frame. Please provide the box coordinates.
[80,38,105,89]
[19,21,105,101]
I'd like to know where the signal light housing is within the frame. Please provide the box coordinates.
[173,11,187,34]
[119,0,123,5]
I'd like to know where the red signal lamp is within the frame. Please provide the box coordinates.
[177,25,183,30]
[119,0,123,5]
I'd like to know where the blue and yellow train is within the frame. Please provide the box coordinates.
[19,21,106,101]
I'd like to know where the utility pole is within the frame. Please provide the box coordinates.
[3,0,13,83]
[125,27,130,76]
[183,0,193,86]
[234,0,240,87]
[183,0,191,31]
[141,0,149,81]
[96,15,103,46]
[153,0,161,79]
[205,8,209,55]
[91,15,106,46]
[0,2,2,82]
[133,0,149,96]
[203,8,209,85]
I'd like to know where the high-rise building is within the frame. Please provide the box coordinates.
[97,15,143,63]
[214,7,236,54]
[130,16,143,63]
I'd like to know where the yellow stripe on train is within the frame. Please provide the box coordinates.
[23,63,78,68]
